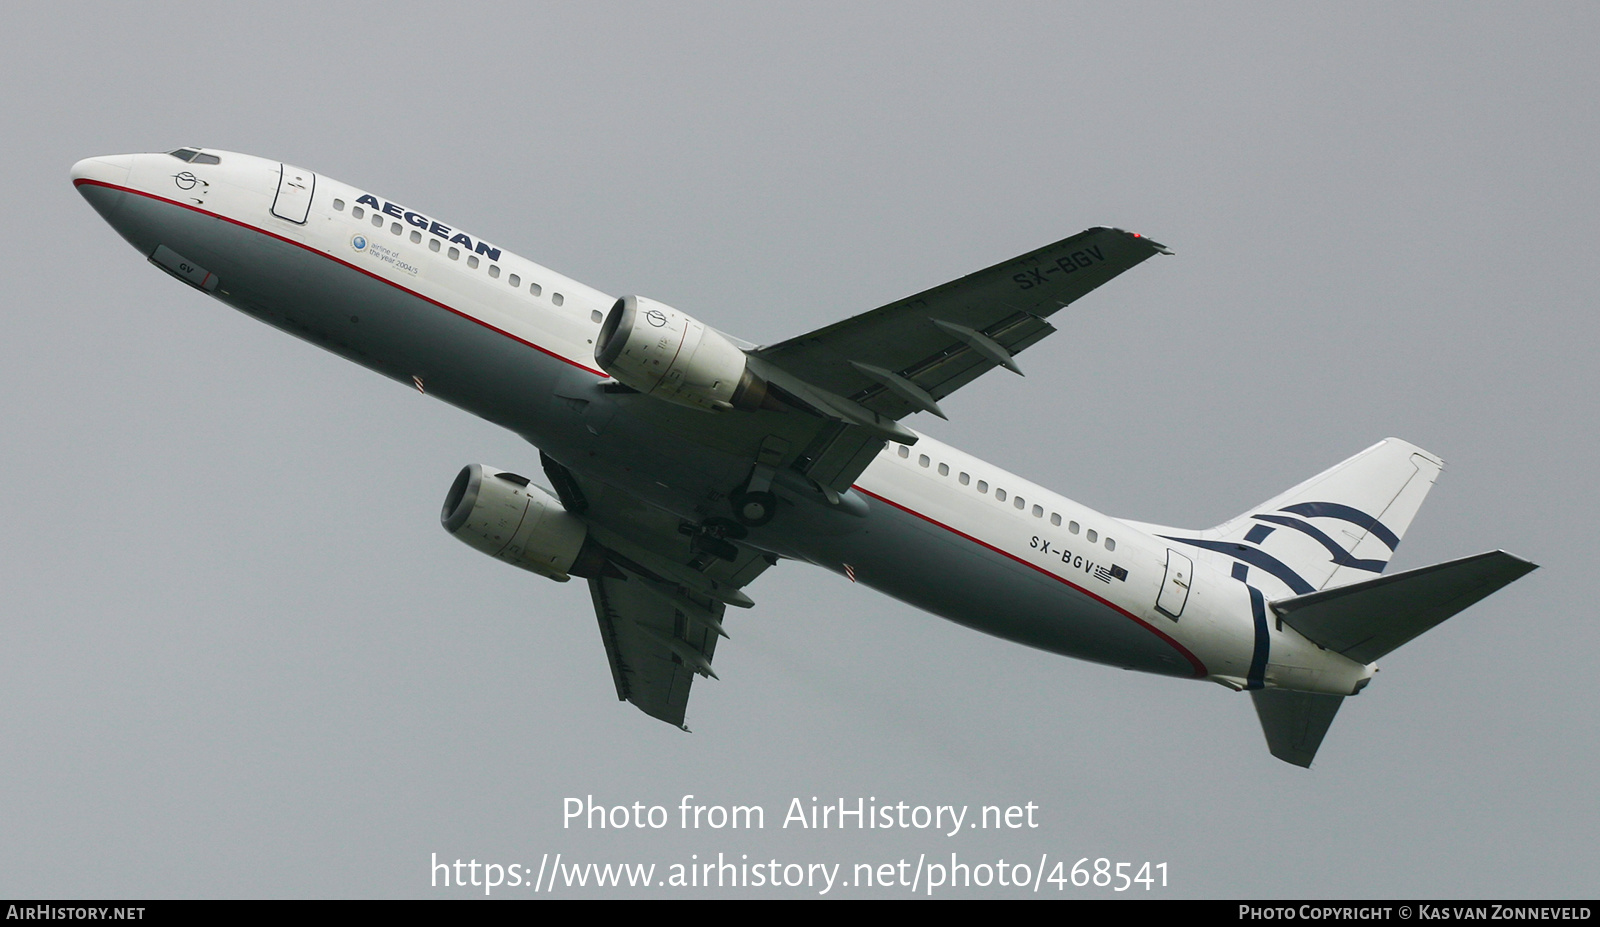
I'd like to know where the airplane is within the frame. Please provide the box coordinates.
[71,147,1536,767]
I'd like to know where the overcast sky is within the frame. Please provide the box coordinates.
[4,2,1596,898]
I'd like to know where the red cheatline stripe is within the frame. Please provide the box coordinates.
[851,486,1208,677]
[73,179,608,378]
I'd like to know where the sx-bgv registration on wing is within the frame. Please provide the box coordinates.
[72,148,1536,766]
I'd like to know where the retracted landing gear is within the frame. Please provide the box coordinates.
[731,488,777,527]
[731,436,791,528]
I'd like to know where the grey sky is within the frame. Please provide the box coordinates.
[3,2,1595,897]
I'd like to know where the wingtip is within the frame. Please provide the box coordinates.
[1114,227,1173,254]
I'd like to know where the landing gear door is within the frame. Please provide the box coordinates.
[271,163,316,224]
[1156,548,1193,620]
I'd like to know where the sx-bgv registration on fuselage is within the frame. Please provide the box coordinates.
[72,148,1535,767]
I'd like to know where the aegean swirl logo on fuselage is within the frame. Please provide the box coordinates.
[351,234,368,252]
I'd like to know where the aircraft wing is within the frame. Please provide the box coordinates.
[752,227,1169,421]
[584,228,1169,512]
[540,453,773,729]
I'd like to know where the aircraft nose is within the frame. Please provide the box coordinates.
[70,154,134,189]
[72,154,137,225]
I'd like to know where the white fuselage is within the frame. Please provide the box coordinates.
[71,149,1374,701]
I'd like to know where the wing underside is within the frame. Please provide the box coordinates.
[587,572,720,728]
[542,453,772,729]
[529,230,1168,724]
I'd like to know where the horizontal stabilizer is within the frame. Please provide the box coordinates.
[1252,690,1344,768]
[1270,550,1537,664]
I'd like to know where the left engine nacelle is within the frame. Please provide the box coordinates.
[594,295,771,413]
[440,464,600,582]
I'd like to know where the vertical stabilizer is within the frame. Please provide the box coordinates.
[1159,439,1444,599]
[1252,690,1344,768]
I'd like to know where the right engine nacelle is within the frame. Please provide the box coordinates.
[594,295,770,412]
[440,464,600,581]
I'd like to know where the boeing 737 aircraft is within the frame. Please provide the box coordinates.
[71,148,1535,766]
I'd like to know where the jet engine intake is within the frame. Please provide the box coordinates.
[594,295,772,412]
[440,464,605,581]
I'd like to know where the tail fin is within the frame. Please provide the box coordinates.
[1130,439,1538,768]
[1159,438,1444,599]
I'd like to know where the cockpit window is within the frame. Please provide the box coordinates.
[166,149,220,165]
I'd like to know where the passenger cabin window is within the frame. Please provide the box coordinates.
[1032,504,1043,517]
[1014,496,1025,510]
[553,293,564,306]
[410,230,422,244]
[1069,521,1080,534]
[977,481,988,494]
[897,446,909,458]
[959,472,970,485]
[448,247,460,260]
[1086,529,1098,543]
[489,265,501,279]
[429,239,440,252]
[467,255,479,269]
[509,274,520,287]
[995,488,1007,502]
[1050,513,1061,526]
[1105,538,1116,551]
[352,206,364,219]
[530,283,542,297]
[918,454,929,468]
[333,199,345,211]
[390,222,402,235]
[937,463,949,476]
[371,214,383,228]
